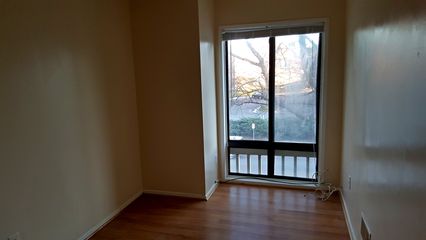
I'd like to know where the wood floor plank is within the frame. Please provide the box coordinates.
[90,184,349,240]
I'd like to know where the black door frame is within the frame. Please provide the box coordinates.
[225,33,323,181]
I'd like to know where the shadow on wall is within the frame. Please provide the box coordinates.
[0,1,142,239]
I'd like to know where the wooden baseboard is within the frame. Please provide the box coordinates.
[143,189,205,199]
[205,182,219,200]
[339,190,357,240]
[78,190,143,240]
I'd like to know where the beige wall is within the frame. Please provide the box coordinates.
[130,0,206,196]
[198,0,219,196]
[214,0,346,185]
[341,0,426,239]
[0,1,142,239]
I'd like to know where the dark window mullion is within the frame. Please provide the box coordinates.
[314,33,323,178]
[225,41,231,142]
[228,141,315,152]
[267,37,276,177]
[225,41,232,176]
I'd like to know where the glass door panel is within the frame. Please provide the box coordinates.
[274,33,320,143]
[228,37,269,141]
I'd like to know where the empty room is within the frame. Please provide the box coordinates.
[1,0,425,239]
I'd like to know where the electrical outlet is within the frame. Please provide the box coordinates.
[8,232,21,240]
[348,176,352,190]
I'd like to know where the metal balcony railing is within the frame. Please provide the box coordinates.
[229,148,317,180]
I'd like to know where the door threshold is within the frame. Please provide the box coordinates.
[220,175,318,190]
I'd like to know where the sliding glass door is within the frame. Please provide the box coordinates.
[225,27,322,181]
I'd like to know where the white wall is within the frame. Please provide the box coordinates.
[130,0,206,196]
[198,0,219,197]
[0,1,142,239]
[214,0,346,185]
[341,0,426,239]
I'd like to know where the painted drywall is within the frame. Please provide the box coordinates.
[214,0,346,185]
[130,0,206,196]
[0,1,142,239]
[198,0,219,196]
[341,0,426,239]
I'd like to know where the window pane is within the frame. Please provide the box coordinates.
[230,154,237,173]
[296,157,307,178]
[309,157,317,179]
[239,154,248,173]
[260,155,267,175]
[228,38,269,141]
[249,155,259,174]
[229,148,267,175]
[274,33,319,143]
[274,155,283,176]
[283,156,295,177]
[275,150,317,179]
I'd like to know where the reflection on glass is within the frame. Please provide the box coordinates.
[274,33,319,143]
[228,37,269,141]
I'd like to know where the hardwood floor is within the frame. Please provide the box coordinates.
[90,184,349,240]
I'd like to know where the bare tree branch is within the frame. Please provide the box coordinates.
[229,38,318,122]
[246,41,268,86]
[232,54,260,67]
